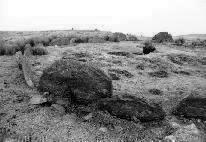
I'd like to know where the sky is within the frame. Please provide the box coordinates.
[0,0,206,36]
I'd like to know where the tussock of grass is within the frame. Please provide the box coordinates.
[31,46,48,55]
[148,70,169,78]
[167,53,205,66]
[148,88,163,96]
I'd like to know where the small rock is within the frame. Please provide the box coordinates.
[82,113,93,121]
[29,95,47,105]
[165,123,205,142]
[99,127,108,133]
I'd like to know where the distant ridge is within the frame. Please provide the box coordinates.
[175,34,206,40]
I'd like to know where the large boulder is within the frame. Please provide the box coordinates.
[152,32,173,43]
[38,59,113,104]
[97,95,166,122]
[172,97,206,120]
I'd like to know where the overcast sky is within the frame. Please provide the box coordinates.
[0,0,206,36]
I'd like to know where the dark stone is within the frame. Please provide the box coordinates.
[143,42,156,54]
[38,59,113,104]
[97,95,166,122]
[172,97,206,120]
[152,32,173,43]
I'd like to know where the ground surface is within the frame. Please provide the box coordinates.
[0,39,206,141]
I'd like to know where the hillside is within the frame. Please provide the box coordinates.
[0,31,206,141]
[175,34,206,40]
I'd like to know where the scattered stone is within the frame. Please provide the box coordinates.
[164,123,205,142]
[99,127,108,133]
[172,97,206,120]
[83,113,93,121]
[29,95,47,105]
[38,59,113,105]
[97,95,165,122]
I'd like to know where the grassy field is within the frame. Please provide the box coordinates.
[0,31,206,141]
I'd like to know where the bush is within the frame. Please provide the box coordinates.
[114,32,127,41]
[31,46,48,55]
[4,44,16,55]
[152,32,173,43]
[175,38,185,46]
[143,41,156,54]
[49,37,71,46]
[126,34,138,41]
[0,41,17,56]
[88,37,106,43]
[0,40,5,55]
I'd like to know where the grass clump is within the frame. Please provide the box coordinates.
[31,46,48,55]
[0,40,6,55]
[174,38,185,46]
[143,41,156,54]
[126,34,138,41]
[148,70,169,78]
[149,88,163,96]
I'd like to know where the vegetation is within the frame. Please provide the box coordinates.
[31,46,48,55]
[126,34,138,41]
[174,38,185,46]
[143,41,156,54]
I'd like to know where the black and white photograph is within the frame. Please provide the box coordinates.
[0,0,206,141]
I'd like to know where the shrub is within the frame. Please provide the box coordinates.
[108,35,119,42]
[152,32,173,43]
[126,34,138,41]
[4,44,16,55]
[0,40,5,55]
[88,37,106,43]
[113,32,127,41]
[31,46,48,55]
[175,38,185,46]
[148,70,169,78]
[49,37,71,46]
[143,41,156,54]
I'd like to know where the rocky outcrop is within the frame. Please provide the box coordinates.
[97,95,166,122]
[172,97,206,120]
[38,59,113,104]
[152,32,173,43]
